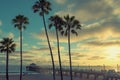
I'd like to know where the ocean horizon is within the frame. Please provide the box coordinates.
[0,65,119,73]
[0,65,27,73]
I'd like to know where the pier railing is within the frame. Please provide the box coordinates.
[27,66,120,80]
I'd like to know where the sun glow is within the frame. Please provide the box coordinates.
[105,46,120,59]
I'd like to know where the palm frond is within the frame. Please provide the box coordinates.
[62,14,82,36]
[44,10,49,14]
[12,15,29,31]
[0,38,16,54]
[70,16,75,22]
[35,1,40,5]
[12,19,18,23]
[0,46,4,50]
[32,0,51,15]
[9,44,16,53]
[76,25,81,30]
[14,24,20,28]
[64,15,69,22]
[0,49,5,53]
[23,26,26,30]
[34,9,39,13]
[48,24,53,29]
[49,15,64,32]
[71,30,78,36]
[58,26,63,31]
[11,44,16,48]
[39,12,44,16]
[47,7,52,11]
[65,30,68,36]
[61,31,64,36]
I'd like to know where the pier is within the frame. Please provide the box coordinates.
[26,65,120,80]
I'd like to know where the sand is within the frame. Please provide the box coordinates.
[0,73,93,80]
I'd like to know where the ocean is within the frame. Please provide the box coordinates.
[61,65,119,72]
[0,65,119,74]
[0,65,27,75]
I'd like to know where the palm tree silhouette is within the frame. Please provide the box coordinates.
[32,0,56,80]
[0,38,16,80]
[49,15,64,80]
[12,15,29,80]
[61,14,81,80]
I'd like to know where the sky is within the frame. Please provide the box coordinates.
[0,0,120,67]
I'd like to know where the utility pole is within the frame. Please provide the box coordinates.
[103,64,105,71]
[117,64,119,72]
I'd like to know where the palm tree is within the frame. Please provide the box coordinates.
[12,15,29,80]
[61,15,81,80]
[49,15,64,80]
[32,0,56,80]
[0,38,16,80]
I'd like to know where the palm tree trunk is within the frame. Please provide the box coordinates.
[42,14,56,80]
[55,27,63,80]
[20,30,23,80]
[68,26,73,80]
[6,48,9,80]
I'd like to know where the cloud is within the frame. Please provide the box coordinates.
[0,57,5,61]
[32,29,79,43]
[4,0,120,66]
[54,0,67,4]
[117,54,120,58]
[71,52,87,60]
[85,41,120,47]
[32,45,38,49]
[0,29,2,33]
[7,32,14,38]
[0,32,15,40]
[33,16,120,43]
[55,0,114,22]
[37,41,55,47]
[35,47,55,51]
[8,50,47,65]
[0,20,2,26]
[34,46,64,53]
[23,43,28,47]
[104,0,120,15]
[88,56,105,60]
[78,17,120,41]
[14,36,22,48]
[66,52,86,57]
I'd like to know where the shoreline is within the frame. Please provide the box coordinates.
[0,73,99,80]
[0,72,39,76]
[0,73,85,80]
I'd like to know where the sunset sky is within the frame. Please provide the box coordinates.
[0,0,120,66]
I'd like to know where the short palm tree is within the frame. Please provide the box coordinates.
[61,15,81,80]
[0,38,16,80]
[49,15,64,80]
[32,0,56,80]
[12,15,29,80]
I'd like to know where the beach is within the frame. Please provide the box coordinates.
[0,73,97,80]
[0,65,105,80]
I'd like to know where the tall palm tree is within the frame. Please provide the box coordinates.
[12,15,29,80]
[32,0,56,80]
[60,15,81,80]
[49,15,64,80]
[0,38,16,80]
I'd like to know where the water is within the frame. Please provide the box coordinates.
[55,65,119,72]
[0,65,119,74]
[72,65,118,71]
[0,65,27,75]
